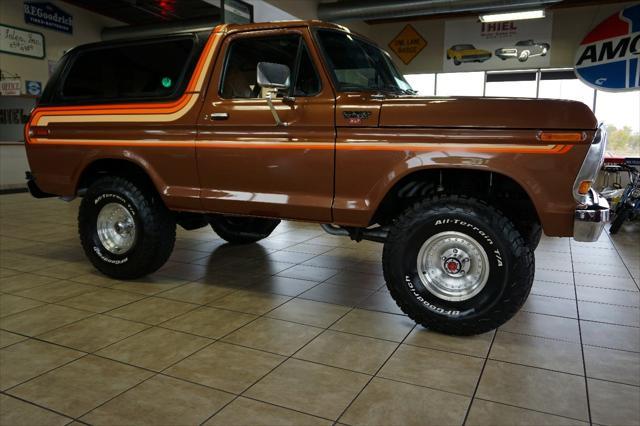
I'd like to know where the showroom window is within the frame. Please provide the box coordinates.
[60,36,198,102]
[435,71,485,96]
[538,69,595,108]
[485,71,537,98]
[405,73,436,96]
[595,90,640,157]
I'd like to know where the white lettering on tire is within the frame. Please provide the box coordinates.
[93,246,128,264]
[405,276,461,316]
[94,193,136,216]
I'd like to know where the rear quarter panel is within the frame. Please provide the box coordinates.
[24,28,225,211]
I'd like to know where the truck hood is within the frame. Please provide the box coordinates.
[379,97,598,130]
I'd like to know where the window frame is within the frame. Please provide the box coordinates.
[46,34,203,106]
[217,31,322,100]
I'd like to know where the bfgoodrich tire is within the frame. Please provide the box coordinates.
[382,195,534,335]
[518,220,542,251]
[209,215,280,244]
[78,176,176,280]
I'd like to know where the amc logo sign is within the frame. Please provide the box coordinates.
[575,4,639,92]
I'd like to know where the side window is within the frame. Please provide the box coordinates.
[59,37,197,102]
[221,34,320,99]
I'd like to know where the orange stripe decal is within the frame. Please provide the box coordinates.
[28,27,225,130]
[28,138,573,154]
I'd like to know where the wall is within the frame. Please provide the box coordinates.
[0,0,123,88]
[203,0,304,22]
[342,1,636,74]
[262,0,319,20]
[0,0,122,190]
[245,0,304,21]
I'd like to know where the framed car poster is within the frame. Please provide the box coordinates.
[443,14,552,72]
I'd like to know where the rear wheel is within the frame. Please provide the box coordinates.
[453,59,461,65]
[209,215,280,244]
[382,195,534,335]
[78,176,175,279]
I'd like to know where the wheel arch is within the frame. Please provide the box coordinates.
[75,156,166,201]
[370,167,542,231]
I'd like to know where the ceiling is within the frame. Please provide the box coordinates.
[319,0,629,22]
[61,0,221,25]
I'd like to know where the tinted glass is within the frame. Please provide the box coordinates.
[316,30,412,94]
[294,44,321,96]
[60,38,195,102]
[221,34,320,98]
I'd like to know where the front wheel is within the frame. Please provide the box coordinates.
[78,176,176,279]
[209,215,280,244]
[382,195,534,335]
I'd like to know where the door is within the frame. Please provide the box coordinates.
[196,28,335,222]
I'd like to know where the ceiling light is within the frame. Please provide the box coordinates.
[479,9,546,23]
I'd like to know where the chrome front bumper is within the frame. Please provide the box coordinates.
[574,189,610,242]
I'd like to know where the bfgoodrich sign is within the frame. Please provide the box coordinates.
[24,2,73,34]
[575,4,640,92]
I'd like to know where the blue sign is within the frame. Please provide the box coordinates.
[25,80,42,96]
[575,4,640,92]
[24,2,73,34]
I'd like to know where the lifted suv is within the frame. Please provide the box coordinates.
[25,21,609,335]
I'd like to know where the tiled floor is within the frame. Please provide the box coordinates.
[0,193,638,426]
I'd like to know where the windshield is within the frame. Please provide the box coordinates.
[315,29,414,94]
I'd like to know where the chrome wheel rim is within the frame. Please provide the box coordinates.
[96,203,136,255]
[416,231,489,302]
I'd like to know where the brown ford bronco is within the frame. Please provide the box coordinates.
[24,21,609,335]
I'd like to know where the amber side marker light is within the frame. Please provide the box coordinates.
[578,180,593,195]
[537,131,585,142]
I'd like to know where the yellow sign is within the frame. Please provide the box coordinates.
[388,25,427,65]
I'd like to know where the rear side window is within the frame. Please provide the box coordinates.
[58,37,197,103]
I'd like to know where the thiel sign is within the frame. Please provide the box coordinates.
[575,4,640,92]
[24,2,73,34]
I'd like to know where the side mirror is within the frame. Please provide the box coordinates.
[256,62,291,90]
[256,62,291,127]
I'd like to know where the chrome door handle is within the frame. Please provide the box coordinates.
[210,112,229,121]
